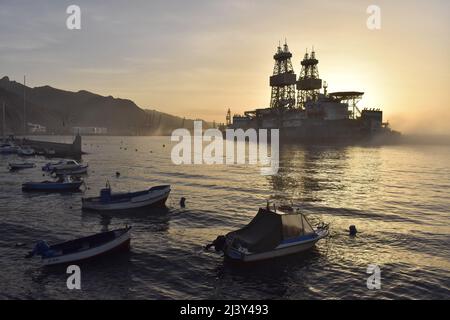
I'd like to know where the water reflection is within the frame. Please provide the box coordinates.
[2,136,448,299]
[214,249,325,299]
[269,145,350,203]
[81,206,171,233]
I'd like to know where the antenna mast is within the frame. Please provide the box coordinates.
[23,75,26,135]
[2,102,5,142]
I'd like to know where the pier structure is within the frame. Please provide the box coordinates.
[16,134,82,159]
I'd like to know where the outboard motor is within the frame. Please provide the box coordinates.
[205,235,226,252]
[26,240,55,258]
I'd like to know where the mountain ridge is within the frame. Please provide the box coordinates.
[0,76,210,135]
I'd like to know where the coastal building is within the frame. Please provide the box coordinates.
[72,127,108,135]
[27,123,47,134]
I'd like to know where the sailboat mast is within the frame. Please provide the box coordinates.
[2,102,5,142]
[23,75,26,135]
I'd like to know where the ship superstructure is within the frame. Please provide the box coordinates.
[227,43,397,142]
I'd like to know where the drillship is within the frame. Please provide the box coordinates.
[224,42,400,143]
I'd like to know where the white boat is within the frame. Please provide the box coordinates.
[211,207,329,262]
[17,146,35,156]
[42,159,86,172]
[25,226,131,266]
[53,164,88,175]
[82,184,171,212]
[8,162,36,170]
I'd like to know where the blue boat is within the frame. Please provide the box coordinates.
[22,176,84,192]
[0,143,18,154]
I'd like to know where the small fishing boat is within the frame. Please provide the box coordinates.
[42,159,86,172]
[22,175,84,192]
[53,164,88,175]
[25,226,132,266]
[17,146,35,156]
[208,206,329,262]
[8,162,36,170]
[0,142,18,154]
[82,183,171,212]
[41,160,65,171]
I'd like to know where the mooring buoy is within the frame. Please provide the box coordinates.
[180,197,186,208]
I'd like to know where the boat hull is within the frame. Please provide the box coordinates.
[82,187,170,212]
[54,166,88,175]
[18,149,35,156]
[43,229,131,266]
[9,163,35,170]
[0,148,17,154]
[22,181,83,192]
[225,229,328,262]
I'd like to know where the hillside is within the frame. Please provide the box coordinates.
[0,76,209,135]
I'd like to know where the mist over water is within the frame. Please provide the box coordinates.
[0,136,449,299]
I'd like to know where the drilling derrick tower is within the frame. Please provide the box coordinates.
[269,42,297,109]
[226,108,231,126]
[296,48,323,109]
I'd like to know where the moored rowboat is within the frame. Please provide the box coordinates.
[82,184,171,212]
[26,226,132,266]
[17,146,35,156]
[22,176,84,192]
[53,165,88,175]
[0,143,18,154]
[8,162,36,170]
[42,160,86,172]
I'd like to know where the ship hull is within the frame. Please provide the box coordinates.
[226,118,401,145]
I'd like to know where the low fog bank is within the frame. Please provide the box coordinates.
[399,134,450,146]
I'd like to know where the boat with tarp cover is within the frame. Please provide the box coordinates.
[211,207,328,262]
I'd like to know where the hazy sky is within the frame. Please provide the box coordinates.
[1,0,449,134]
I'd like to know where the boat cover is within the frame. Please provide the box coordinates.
[227,208,315,253]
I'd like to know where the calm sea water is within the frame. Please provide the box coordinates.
[0,136,449,299]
